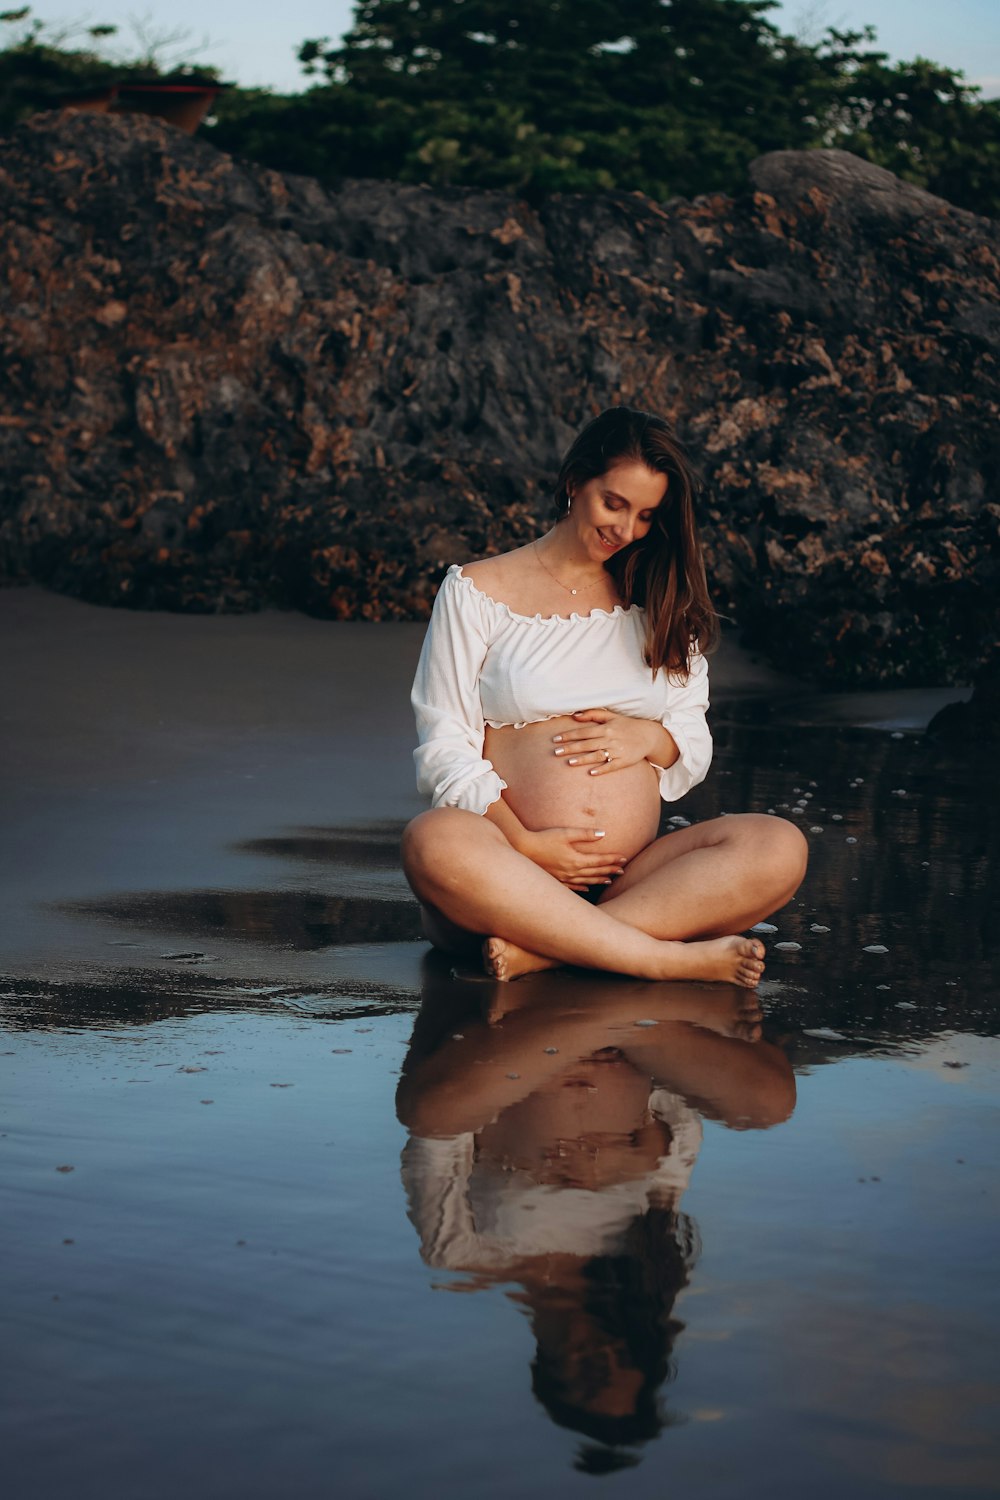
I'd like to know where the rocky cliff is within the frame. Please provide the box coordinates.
[1,111,997,684]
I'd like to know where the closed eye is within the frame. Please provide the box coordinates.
[604,497,654,523]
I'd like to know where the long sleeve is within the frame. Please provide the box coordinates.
[411,567,508,815]
[401,1135,483,1270]
[653,647,713,803]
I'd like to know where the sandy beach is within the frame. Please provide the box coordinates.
[2,585,997,1499]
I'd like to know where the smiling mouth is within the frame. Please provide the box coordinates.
[596,529,621,551]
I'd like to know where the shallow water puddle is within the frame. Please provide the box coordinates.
[3,975,998,1499]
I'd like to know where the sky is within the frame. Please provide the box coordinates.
[13,0,1000,98]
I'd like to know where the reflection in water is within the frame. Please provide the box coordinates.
[397,958,796,1470]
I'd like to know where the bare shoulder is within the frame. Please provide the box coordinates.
[460,546,537,599]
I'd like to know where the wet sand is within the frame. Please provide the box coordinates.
[2,586,997,1500]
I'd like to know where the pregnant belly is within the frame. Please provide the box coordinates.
[484,716,661,861]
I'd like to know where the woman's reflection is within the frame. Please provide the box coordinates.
[397,959,796,1468]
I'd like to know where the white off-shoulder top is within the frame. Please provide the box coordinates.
[401,1088,702,1270]
[411,564,713,815]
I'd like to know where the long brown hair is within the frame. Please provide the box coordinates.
[552,407,719,677]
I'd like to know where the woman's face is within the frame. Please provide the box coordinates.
[568,461,667,562]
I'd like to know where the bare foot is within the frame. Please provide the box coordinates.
[657,936,766,988]
[482,936,561,983]
[645,986,764,1037]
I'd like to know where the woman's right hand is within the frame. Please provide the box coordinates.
[517,827,627,892]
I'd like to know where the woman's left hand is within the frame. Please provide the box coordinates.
[552,709,662,776]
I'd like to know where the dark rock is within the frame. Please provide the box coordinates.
[927,653,1000,745]
[1,114,997,683]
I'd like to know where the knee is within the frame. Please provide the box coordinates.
[761,815,809,887]
[733,813,808,887]
[401,807,500,886]
[401,809,456,879]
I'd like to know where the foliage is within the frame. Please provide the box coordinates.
[0,7,221,134]
[217,0,1000,214]
[2,2,998,215]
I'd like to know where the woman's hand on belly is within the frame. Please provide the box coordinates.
[484,716,662,865]
[517,826,628,893]
[553,707,677,776]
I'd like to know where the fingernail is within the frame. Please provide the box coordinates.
[568,758,579,765]
[589,768,599,775]
[554,747,565,755]
[594,830,606,837]
[552,735,562,743]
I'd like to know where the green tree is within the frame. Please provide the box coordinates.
[3,2,997,215]
[212,0,999,213]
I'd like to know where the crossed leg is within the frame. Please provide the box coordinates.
[483,812,808,979]
[401,808,807,986]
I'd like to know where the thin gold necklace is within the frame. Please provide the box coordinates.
[533,540,605,598]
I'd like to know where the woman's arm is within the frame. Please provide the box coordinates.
[484,794,622,891]
[410,569,508,815]
[483,792,531,849]
[653,647,712,800]
[549,648,712,801]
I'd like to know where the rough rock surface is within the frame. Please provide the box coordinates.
[1,111,997,684]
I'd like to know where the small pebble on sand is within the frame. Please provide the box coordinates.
[891,731,904,739]
[863,944,889,954]
[895,1001,917,1010]
[831,814,843,821]
[876,984,891,991]
[846,837,858,844]
[752,922,778,934]
[810,826,824,834]
[803,1027,847,1041]
[810,924,831,933]
[775,941,802,952]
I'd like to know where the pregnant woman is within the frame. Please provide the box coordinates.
[403,407,807,984]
